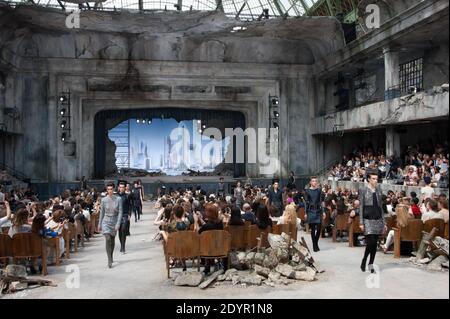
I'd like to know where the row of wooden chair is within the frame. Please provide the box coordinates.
[0,233,48,275]
[163,230,231,278]
[331,214,448,258]
[0,220,87,275]
[163,222,298,278]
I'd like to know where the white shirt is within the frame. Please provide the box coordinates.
[420,186,435,200]
[421,210,444,223]
[0,216,9,227]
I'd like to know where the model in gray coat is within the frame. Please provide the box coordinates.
[99,184,123,268]
[359,172,386,273]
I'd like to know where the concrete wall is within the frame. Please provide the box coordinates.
[0,4,347,182]
[313,91,449,135]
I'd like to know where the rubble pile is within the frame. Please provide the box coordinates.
[173,233,324,288]
[409,228,449,272]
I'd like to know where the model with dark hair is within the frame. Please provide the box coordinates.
[359,172,385,273]
[99,183,123,268]
[304,176,325,252]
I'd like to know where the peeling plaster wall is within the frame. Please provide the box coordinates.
[0,4,347,181]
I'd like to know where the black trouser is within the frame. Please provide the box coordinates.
[119,220,129,252]
[133,204,142,221]
[104,233,115,266]
[309,223,321,250]
[363,234,379,266]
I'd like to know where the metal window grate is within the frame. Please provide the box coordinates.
[399,57,423,94]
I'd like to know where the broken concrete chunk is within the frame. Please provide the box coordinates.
[174,271,204,287]
[275,264,295,278]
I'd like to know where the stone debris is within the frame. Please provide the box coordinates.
[253,265,270,278]
[174,271,204,287]
[409,233,449,272]
[427,255,449,272]
[6,265,27,279]
[275,264,295,279]
[170,232,324,288]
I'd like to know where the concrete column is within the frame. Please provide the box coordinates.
[386,126,401,157]
[383,46,400,91]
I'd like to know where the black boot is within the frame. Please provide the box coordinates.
[360,258,367,272]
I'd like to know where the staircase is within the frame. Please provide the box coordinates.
[0,163,31,185]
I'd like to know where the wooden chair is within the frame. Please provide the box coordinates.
[224,225,247,251]
[320,209,331,238]
[44,237,62,266]
[199,230,231,267]
[445,223,449,240]
[393,219,423,258]
[12,233,47,276]
[256,226,271,251]
[0,234,13,265]
[297,207,306,221]
[332,213,349,242]
[67,223,79,252]
[163,231,200,278]
[423,219,445,238]
[385,216,397,232]
[246,224,259,249]
[61,227,71,259]
[272,223,297,241]
[75,220,85,247]
[348,216,363,247]
[90,211,99,235]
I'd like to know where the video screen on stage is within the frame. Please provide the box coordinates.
[108,118,231,176]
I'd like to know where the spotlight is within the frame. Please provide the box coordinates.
[271,97,279,106]
[273,122,279,129]
[59,96,67,102]
[60,120,67,128]
[142,119,146,124]
[198,129,203,133]
[148,119,152,124]
[273,111,279,118]
[136,119,140,123]
[61,133,67,142]
[202,124,206,129]
[197,120,201,124]
[60,108,66,115]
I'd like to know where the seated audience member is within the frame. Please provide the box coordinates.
[194,204,224,274]
[277,204,298,228]
[421,199,445,222]
[227,206,244,226]
[420,176,435,201]
[242,203,257,224]
[8,208,31,237]
[0,201,12,227]
[154,206,172,228]
[255,204,272,230]
[438,198,449,223]
[167,205,190,233]
[381,204,414,253]
[410,197,422,219]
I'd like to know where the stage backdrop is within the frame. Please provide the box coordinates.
[94,108,246,178]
